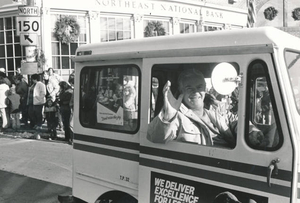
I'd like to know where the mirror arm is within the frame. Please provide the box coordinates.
[224,75,242,84]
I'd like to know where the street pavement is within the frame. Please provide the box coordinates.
[0,127,73,203]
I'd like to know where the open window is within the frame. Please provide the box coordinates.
[148,63,240,148]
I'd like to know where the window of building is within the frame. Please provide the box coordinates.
[144,19,170,37]
[246,60,282,150]
[51,14,88,78]
[180,22,195,34]
[79,64,140,133]
[100,16,132,42]
[0,16,22,77]
[203,25,223,32]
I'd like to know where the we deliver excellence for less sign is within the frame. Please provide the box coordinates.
[150,172,268,203]
[150,172,200,203]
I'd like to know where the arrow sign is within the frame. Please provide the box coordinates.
[24,35,33,43]
[20,33,38,46]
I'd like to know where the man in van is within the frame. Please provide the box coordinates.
[147,68,263,148]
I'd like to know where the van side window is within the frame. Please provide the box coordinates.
[148,63,240,149]
[79,65,140,133]
[285,51,300,113]
[246,61,282,150]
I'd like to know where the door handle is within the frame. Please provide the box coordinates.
[267,158,280,187]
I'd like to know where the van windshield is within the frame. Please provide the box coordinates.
[285,51,300,113]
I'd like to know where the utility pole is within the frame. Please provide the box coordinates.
[283,0,287,27]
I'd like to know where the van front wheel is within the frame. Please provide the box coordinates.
[96,193,137,203]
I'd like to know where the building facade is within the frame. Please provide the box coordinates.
[0,0,249,79]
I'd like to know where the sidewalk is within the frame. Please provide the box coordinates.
[0,122,66,142]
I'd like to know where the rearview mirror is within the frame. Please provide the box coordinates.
[211,62,240,95]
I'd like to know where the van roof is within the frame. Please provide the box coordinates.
[74,26,300,62]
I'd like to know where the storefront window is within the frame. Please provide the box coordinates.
[100,16,132,42]
[144,19,170,37]
[51,14,88,78]
[180,22,195,34]
[203,25,223,32]
[80,65,140,133]
[0,16,22,76]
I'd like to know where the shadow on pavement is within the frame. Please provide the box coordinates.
[0,169,72,203]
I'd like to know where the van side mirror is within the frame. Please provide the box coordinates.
[211,62,241,95]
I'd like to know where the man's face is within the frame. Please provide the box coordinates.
[181,76,206,110]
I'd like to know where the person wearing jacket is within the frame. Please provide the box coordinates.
[58,81,73,144]
[0,76,9,130]
[147,68,263,148]
[14,74,29,125]
[27,74,46,130]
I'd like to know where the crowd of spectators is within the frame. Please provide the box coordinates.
[0,67,74,145]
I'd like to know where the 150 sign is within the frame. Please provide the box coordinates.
[16,16,40,36]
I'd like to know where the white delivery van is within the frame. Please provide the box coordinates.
[71,27,300,203]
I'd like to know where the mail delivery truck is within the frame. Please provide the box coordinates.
[72,27,300,203]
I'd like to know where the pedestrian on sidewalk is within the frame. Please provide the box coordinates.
[44,97,59,140]
[14,74,29,127]
[58,81,73,144]
[27,74,46,131]
[0,76,9,131]
[7,84,21,131]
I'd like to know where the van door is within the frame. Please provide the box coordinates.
[138,55,294,203]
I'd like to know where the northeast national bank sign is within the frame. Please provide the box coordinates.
[96,0,225,20]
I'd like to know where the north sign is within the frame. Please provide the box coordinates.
[18,6,40,16]
[16,16,40,36]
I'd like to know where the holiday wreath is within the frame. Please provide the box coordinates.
[263,7,278,21]
[292,7,300,21]
[54,15,80,44]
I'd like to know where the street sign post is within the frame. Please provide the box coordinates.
[20,62,38,75]
[20,33,38,46]
[16,16,41,36]
[17,5,42,75]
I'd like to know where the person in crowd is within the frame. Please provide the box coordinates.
[58,81,73,144]
[0,67,12,87]
[27,74,46,130]
[68,70,75,144]
[0,76,9,131]
[44,70,60,102]
[47,68,63,130]
[68,70,75,88]
[48,68,62,86]
[147,68,263,148]
[14,74,29,126]
[44,97,59,140]
[6,84,21,131]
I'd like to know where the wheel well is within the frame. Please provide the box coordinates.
[95,191,137,203]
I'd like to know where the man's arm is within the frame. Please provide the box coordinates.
[147,81,183,143]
